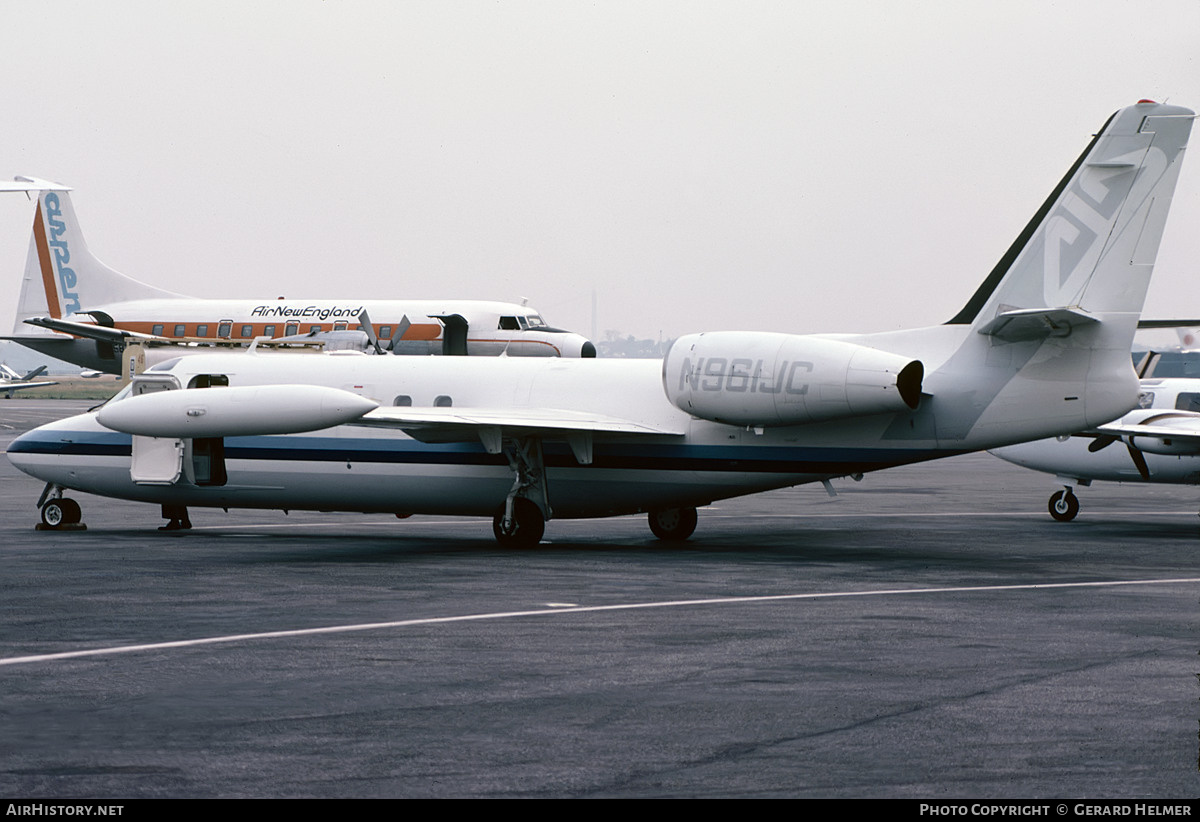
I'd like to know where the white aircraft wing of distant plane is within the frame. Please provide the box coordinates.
[0,363,57,397]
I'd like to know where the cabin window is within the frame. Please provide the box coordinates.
[263,325,276,337]
[393,395,412,407]
[379,326,392,339]
[334,321,348,332]
[188,374,230,389]
[434,395,453,407]
[237,325,252,338]
[173,324,186,337]
[152,324,164,336]
[309,325,321,333]
[196,325,209,338]
[499,316,520,330]
[218,322,232,338]
[285,323,298,336]
[1175,393,1200,412]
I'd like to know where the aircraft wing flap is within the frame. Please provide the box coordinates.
[976,307,1099,342]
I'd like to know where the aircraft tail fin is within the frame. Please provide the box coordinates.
[919,101,1194,442]
[8,179,184,333]
[947,101,1194,332]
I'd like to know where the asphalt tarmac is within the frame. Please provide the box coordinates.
[1,400,1197,798]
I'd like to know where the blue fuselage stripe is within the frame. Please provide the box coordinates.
[8,431,962,475]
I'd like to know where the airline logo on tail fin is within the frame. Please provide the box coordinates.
[949,101,1194,327]
[31,193,80,317]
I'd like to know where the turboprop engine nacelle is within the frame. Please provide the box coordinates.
[663,332,924,427]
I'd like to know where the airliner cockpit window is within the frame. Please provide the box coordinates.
[499,316,520,330]
[1175,393,1200,412]
[525,314,547,328]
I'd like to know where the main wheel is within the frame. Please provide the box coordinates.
[41,498,81,528]
[648,506,698,541]
[492,498,545,548]
[1048,490,1079,522]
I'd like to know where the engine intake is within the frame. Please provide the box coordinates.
[663,331,923,427]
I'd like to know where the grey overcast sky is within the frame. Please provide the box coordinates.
[1,0,1197,343]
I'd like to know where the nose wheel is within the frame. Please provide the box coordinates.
[40,497,83,529]
[1048,489,1079,522]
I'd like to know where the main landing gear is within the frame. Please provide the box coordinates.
[648,507,698,541]
[492,437,550,548]
[492,498,545,548]
[1048,489,1080,522]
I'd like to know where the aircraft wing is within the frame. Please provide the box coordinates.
[3,380,57,392]
[23,316,165,343]
[354,406,686,463]
[1093,411,1200,448]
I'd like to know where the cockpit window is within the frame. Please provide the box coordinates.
[499,316,520,330]
[525,314,547,328]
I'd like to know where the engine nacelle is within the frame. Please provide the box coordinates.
[663,332,924,427]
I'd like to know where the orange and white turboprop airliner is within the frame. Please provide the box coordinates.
[1,179,595,374]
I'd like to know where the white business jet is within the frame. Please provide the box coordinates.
[0,180,595,374]
[7,101,1195,544]
[0,363,56,398]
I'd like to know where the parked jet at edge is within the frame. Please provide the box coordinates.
[0,179,595,374]
[991,372,1200,521]
[0,363,55,398]
[7,102,1194,544]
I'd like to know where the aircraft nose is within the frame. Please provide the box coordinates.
[581,341,596,358]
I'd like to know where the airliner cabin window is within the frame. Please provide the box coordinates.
[380,326,392,339]
[218,322,232,337]
[434,395,453,407]
[173,324,186,337]
[152,324,164,335]
[264,325,276,337]
[196,325,209,337]
[285,323,298,336]
[239,325,253,338]
[393,395,412,407]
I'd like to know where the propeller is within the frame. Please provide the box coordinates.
[1085,434,1150,480]
[358,308,383,355]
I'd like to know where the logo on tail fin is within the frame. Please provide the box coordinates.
[42,193,81,315]
[1042,147,1167,306]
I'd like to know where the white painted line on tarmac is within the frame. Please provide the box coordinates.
[3,577,1198,668]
